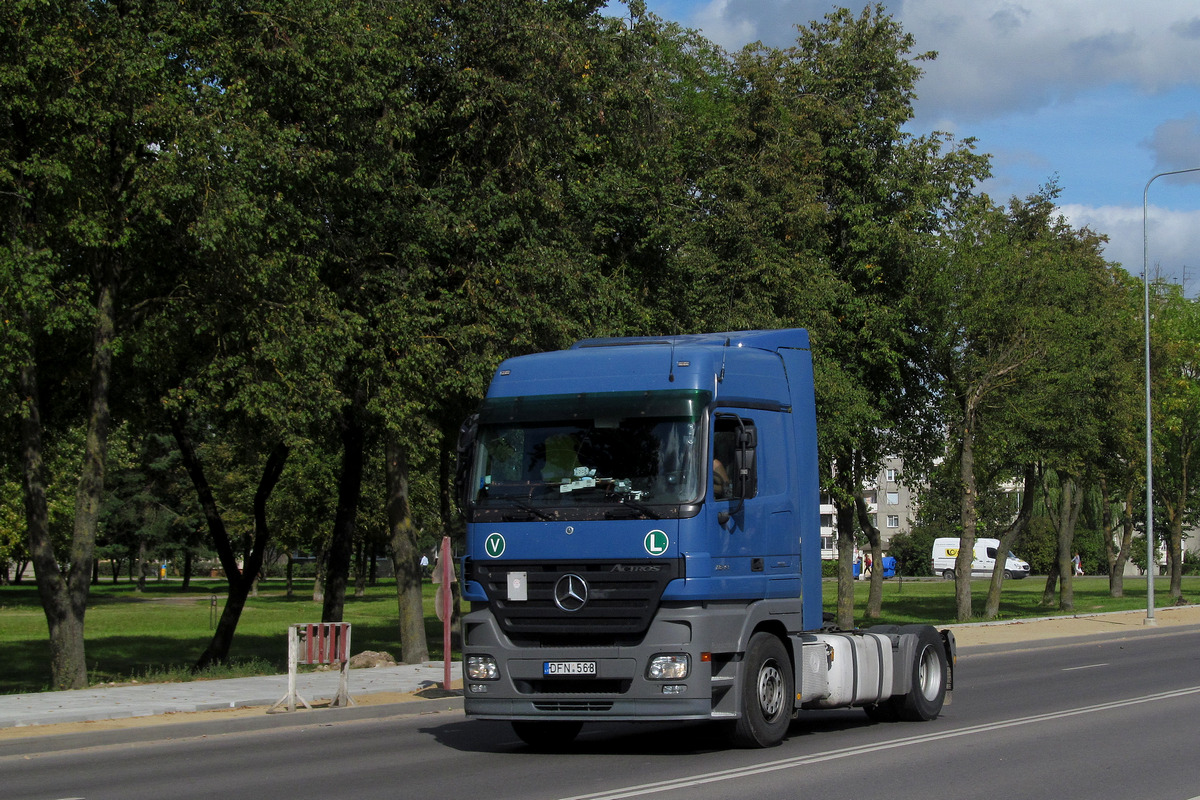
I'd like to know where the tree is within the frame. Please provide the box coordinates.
[1151,286,1200,600]
[1014,194,1123,613]
[774,5,988,626]
[173,415,289,669]
[916,185,1117,619]
[1092,276,1146,597]
[1,0,218,688]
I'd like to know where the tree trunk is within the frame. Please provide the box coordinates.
[354,538,367,598]
[1041,561,1059,606]
[1044,470,1082,612]
[135,537,147,592]
[182,549,192,591]
[22,360,89,690]
[368,538,379,586]
[322,397,365,623]
[955,409,979,621]
[20,256,116,689]
[174,414,289,669]
[854,492,883,620]
[834,454,857,630]
[387,435,429,664]
[312,540,326,603]
[984,464,1035,619]
[1106,482,1135,598]
[1167,506,1184,601]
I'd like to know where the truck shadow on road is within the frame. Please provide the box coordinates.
[422,709,880,755]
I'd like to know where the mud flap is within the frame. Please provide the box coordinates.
[939,629,957,702]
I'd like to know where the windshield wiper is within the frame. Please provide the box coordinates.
[610,495,661,520]
[497,498,553,521]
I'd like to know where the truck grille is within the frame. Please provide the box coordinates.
[520,679,630,695]
[470,559,681,644]
[533,700,615,712]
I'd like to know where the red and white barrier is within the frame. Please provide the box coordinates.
[270,623,356,713]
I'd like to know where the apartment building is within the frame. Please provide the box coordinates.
[819,456,914,560]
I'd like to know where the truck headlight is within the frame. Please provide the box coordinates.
[466,655,499,680]
[647,654,690,680]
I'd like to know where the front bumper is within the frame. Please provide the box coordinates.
[462,608,720,722]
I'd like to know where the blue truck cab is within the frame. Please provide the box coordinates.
[456,330,953,748]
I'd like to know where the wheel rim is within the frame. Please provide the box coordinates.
[756,659,785,721]
[915,644,943,701]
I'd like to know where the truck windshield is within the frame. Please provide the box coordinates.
[468,389,708,519]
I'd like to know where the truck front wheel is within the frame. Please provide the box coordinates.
[731,632,793,748]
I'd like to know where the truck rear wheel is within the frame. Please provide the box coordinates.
[894,625,947,721]
[511,720,583,750]
[731,632,793,748]
[941,569,955,580]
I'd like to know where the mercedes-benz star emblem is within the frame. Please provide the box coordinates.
[553,574,588,612]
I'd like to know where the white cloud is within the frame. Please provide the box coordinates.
[1143,114,1200,173]
[1061,202,1200,291]
[905,2,1200,123]
[684,1,1200,123]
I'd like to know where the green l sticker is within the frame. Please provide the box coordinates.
[485,532,506,558]
[644,529,669,556]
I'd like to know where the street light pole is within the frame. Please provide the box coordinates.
[1142,166,1200,626]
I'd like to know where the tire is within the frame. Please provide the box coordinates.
[941,569,955,580]
[511,720,583,750]
[730,632,794,748]
[1003,570,1013,579]
[893,625,948,721]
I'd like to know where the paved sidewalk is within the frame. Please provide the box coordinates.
[0,661,454,730]
[3,605,1198,733]
[944,603,1200,649]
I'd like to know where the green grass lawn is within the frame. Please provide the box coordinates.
[0,574,1194,695]
[826,573,1195,626]
[0,578,448,695]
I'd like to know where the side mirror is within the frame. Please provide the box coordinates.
[454,413,479,513]
[733,426,757,499]
[718,419,757,526]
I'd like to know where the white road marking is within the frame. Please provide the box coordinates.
[1063,663,1109,671]
[558,686,1200,800]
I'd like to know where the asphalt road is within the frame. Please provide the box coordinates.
[5,626,1200,800]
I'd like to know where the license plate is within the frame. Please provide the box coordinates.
[544,661,597,676]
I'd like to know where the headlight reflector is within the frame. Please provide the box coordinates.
[647,653,690,680]
[466,655,499,680]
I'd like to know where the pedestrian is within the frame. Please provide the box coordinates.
[1073,552,1083,576]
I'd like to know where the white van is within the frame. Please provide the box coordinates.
[931,537,1030,580]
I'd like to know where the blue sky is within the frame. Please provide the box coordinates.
[605,0,1200,295]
